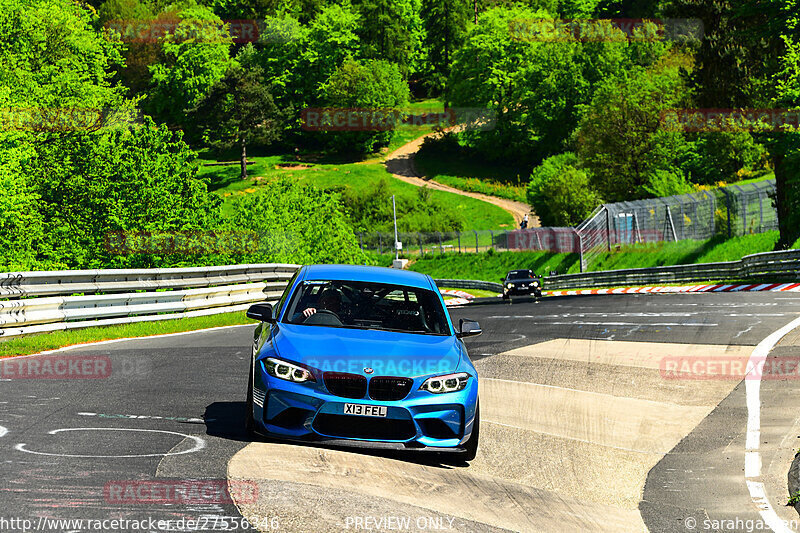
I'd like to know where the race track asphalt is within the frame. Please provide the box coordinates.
[2,292,800,532]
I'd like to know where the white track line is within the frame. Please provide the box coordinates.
[744,316,800,532]
[0,425,7,438]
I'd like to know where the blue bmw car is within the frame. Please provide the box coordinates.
[244,264,481,460]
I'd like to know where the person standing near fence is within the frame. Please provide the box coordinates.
[520,214,529,229]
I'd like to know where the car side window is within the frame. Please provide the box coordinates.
[275,270,300,321]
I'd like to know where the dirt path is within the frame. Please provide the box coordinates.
[384,131,537,227]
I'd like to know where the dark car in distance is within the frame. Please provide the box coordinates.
[501,270,542,300]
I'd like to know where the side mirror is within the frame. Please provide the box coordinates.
[246,303,275,323]
[457,318,482,338]
[500,277,505,282]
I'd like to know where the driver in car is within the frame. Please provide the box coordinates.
[301,288,342,319]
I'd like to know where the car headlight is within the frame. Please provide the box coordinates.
[532,281,539,287]
[420,372,470,394]
[263,357,315,383]
[506,283,513,289]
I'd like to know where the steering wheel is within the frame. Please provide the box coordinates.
[302,309,344,326]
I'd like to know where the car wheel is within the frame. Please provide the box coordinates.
[461,402,480,462]
[502,293,509,300]
[245,358,256,436]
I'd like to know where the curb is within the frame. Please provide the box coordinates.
[545,282,800,297]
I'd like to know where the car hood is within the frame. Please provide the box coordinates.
[271,324,462,378]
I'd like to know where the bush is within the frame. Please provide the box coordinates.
[417,132,463,156]
[681,132,769,185]
[527,153,601,226]
[343,178,465,233]
[19,118,220,269]
[644,169,694,197]
[225,179,368,265]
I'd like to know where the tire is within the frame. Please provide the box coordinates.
[461,402,480,462]
[502,293,509,300]
[245,358,256,436]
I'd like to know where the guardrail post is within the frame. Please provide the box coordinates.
[474,230,479,253]
[722,189,732,238]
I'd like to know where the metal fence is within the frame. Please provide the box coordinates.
[356,228,582,255]
[576,179,777,271]
[357,181,778,270]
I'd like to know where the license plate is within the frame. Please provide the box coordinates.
[343,403,387,417]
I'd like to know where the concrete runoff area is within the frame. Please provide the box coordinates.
[229,338,750,532]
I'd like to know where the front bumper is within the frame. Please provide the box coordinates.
[504,284,541,296]
[252,372,478,450]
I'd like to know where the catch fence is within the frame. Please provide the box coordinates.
[357,180,778,273]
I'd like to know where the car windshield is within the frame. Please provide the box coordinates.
[283,280,451,335]
[508,271,533,280]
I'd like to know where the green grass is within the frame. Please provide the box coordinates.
[440,288,500,298]
[407,232,781,281]
[588,231,780,271]
[0,312,252,358]
[415,149,528,202]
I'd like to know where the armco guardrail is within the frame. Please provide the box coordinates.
[434,279,504,293]
[544,249,800,290]
[0,264,299,338]
[0,264,297,298]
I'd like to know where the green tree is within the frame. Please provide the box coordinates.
[147,5,233,128]
[422,0,471,93]
[246,6,361,118]
[671,0,800,246]
[527,153,601,225]
[354,0,415,76]
[447,7,661,166]
[22,118,220,268]
[191,64,283,179]
[318,58,409,153]
[576,54,691,201]
[0,0,127,111]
